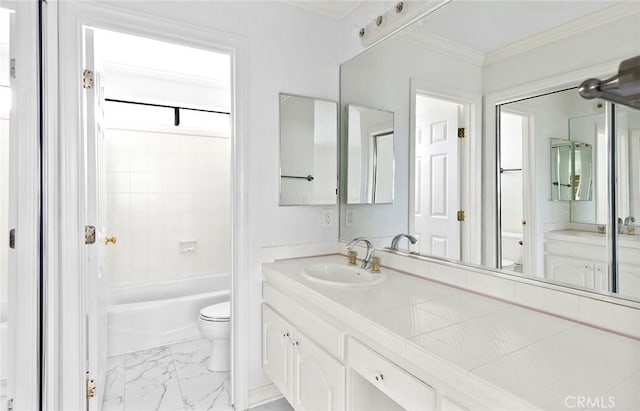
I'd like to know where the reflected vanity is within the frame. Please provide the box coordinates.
[338,1,640,303]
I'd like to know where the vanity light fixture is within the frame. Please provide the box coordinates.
[357,1,407,45]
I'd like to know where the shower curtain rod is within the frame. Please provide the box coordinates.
[579,55,640,110]
[105,98,231,126]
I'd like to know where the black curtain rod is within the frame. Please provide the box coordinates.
[105,98,231,115]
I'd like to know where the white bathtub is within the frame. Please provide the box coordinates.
[107,273,230,356]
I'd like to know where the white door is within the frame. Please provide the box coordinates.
[83,27,109,409]
[292,331,345,411]
[414,94,461,259]
[262,305,294,403]
[544,255,595,289]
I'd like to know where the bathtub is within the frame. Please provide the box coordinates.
[107,273,230,356]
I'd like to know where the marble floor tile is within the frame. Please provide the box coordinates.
[104,338,233,410]
[170,338,232,410]
[103,355,126,411]
[249,398,293,411]
[124,346,185,411]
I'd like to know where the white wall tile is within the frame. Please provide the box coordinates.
[106,129,230,286]
[578,297,640,338]
[514,282,580,320]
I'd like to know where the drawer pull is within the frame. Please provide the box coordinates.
[283,332,290,338]
[374,374,384,382]
[292,341,299,346]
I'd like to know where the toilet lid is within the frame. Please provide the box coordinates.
[200,301,231,321]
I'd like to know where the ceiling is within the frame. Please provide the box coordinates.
[282,0,364,20]
[408,1,620,53]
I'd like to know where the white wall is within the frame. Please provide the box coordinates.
[91,0,344,391]
[105,129,230,287]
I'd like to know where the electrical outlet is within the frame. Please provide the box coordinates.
[346,209,354,227]
[322,209,333,228]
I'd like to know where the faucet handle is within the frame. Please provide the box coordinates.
[370,256,381,273]
[347,250,358,265]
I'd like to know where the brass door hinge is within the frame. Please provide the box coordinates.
[457,210,465,222]
[83,69,94,89]
[86,379,96,399]
[84,226,96,245]
[457,127,467,138]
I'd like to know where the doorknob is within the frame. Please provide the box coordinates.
[105,236,117,245]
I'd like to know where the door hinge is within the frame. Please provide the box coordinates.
[9,229,15,249]
[7,398,13,411]
[84,226,96,245]
[86,379,97,399]
[10,59,16,79]
[82,69,94,89]
[457,210,465,222]
[457,127,467,138]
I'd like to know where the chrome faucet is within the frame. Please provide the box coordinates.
[346,237,374,269]
[390,233,418,251]
[620,216,636,234]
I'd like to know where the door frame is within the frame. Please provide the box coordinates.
[1,1,41,409]
[50,2,249,409]
[483,60,619,269]
[409,78,482,264]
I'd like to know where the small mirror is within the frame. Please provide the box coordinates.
[550,139,593,201]
[279,94,338,205]
[346,104,394,204]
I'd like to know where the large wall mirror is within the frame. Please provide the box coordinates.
[339,0,640,303]
[279,94,338,205]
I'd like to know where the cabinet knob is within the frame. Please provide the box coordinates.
[374,374,384,382]
[292,341,299,346]
[105,235,117,245]
[283,332,290,338]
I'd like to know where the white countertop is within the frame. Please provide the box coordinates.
[546,229,640,249]
[263,255,640,411]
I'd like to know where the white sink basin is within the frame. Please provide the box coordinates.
[302,263,386,287]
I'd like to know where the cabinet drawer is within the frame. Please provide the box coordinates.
[264,282,344,359]
[346,337,436,411]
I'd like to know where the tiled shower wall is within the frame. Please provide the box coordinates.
[106,128,230,287]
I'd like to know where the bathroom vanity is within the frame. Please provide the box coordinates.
[262,255,640,411]
[544,230,640,299]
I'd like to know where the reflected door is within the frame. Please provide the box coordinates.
[414,95,461,259]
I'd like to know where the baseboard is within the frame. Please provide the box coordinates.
[247,383,283,409]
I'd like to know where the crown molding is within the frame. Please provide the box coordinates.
[485,1,640,66]
[399,30,485,67]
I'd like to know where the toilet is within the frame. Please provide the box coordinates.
[198,301,231,372]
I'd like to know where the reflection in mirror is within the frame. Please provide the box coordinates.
[617,107,640,300]
[346,105,394,204]
[279,94,337,205]
[550,139,593,202]
[340,0,640,302]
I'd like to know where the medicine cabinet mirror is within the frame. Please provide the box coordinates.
[339,0,640,303]
[346,104,394,204]
[550,139,593,202]
[279,93,338,205]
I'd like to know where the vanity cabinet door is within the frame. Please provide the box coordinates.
[292,330,345,411]
[618,264,640,300]
[263,305,294,402]
[545,255,595,288]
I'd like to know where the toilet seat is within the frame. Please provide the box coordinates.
[200,301,231,322]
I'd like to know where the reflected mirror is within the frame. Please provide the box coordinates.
[346,105,394,204]
[339,0,640,302]
[550,140,593,202]
[279,94,337,205]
